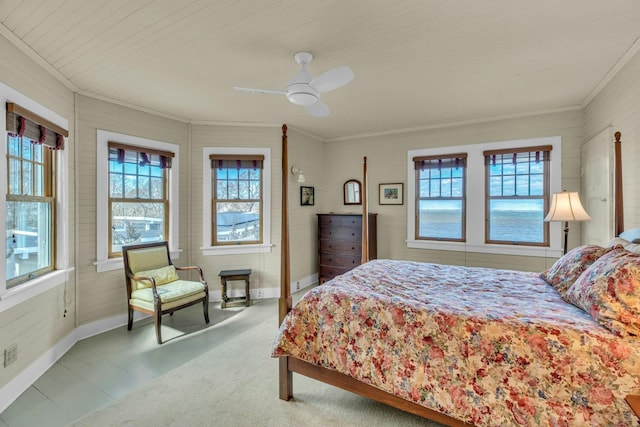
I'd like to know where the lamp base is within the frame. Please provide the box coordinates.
[563,221,569,255]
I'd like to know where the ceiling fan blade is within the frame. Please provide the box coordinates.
[234,86,286,95]
[310,66,354,93]
[306,100,330,117]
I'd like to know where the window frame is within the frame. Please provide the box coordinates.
[484,146,551,246]
[6,136,56,287]
[413,153,467,242]
[0,83,70,310]
[107,142,172,258]
[407,136,562,258]
[210,155,264,246]
[96,130,180,273]
[202,147,272,256]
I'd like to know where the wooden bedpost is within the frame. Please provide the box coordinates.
[279,124,293,400]
[361,156,369,263]
[614,131,623,237]
[279,124,292,324]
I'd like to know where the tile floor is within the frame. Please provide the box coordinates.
[0,298,277,427]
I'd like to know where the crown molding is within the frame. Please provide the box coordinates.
[582,35,640,109]
[76,90,189,123]
[0,22,78,92]
[325,106,582,143]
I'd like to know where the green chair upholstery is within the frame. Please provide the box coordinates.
[122,241,209,344]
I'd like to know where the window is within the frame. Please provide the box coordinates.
[96,130,180,273]
[484,146,551,246]
[202,147,271,256]
[108,142,173,257]
[5,102,67,288]
[407,136,561,257]
[210,155,263,245]
[413,153,467,241]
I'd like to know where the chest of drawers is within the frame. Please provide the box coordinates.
[317,213,377,284]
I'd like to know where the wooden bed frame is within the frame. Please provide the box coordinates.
[277,125,625,426]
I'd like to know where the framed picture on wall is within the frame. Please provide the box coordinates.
[300,186,315,206]
[379,183,403,205]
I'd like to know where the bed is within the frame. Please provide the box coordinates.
[273,127,640,426]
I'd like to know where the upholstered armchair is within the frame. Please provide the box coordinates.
[122,241,209,344]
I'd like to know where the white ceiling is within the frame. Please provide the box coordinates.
[2,0,640,140]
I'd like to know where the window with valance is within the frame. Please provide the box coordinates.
[210,154,264,245]
[484,145,552,245]
[413,153,467,241]
[5,102,68,287]
[107,142,174,257]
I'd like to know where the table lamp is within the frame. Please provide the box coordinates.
[544,191,591,255]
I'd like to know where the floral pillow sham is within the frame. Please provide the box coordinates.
[563,248,640,337]
[540,245,615,295]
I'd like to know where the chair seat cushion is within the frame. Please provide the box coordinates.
[131,280,205,309]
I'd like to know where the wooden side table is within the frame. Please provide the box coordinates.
[219,269,252,308]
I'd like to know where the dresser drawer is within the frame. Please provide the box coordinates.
[319,239,361,255]
[318,215,361,228]
[319,253,361,269]
[318,266,352,283]
[318,226,362,240]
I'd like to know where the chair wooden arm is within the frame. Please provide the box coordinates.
[175,265,207,285]
[128,272,160,299]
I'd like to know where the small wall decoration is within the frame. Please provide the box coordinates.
[300,186,315,206]
[379,183,403,205]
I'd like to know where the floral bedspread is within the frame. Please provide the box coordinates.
[272,259,640,426]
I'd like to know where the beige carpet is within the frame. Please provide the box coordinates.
[71,303,446,427]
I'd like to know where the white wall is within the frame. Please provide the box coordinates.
[583,48,640,230]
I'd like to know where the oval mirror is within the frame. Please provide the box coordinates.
[344,179,362,205]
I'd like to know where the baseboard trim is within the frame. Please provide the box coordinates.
[0,275,317,413]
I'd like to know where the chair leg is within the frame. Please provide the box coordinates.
[203,300,210,324]
[127,307,134,330]
[155,311,163,344]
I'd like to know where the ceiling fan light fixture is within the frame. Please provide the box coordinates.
[286,82,319,106]
[287,91,318,106]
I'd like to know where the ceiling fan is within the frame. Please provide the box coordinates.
[234,52,354,117]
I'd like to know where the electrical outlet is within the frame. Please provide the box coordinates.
[4,344,17,367]
[296,282,300,290]
[257,290,263,298]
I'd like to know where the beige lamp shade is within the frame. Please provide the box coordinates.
[544,191,591,222]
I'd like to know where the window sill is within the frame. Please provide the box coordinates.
[407,240,562,258]
[0,268,73,312]
[202,243,273,256]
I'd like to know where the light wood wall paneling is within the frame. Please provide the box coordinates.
[0,33,75,390]
[584,49,640,231]
[76,95,188,325]
[324,110,583,271]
